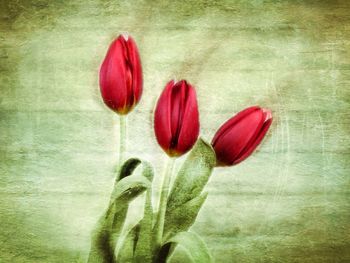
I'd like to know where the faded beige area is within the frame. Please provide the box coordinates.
[1,0,350,262]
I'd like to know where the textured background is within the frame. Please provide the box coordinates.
[1,0,350,262]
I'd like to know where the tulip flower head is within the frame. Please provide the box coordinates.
[154,80,200,157]
[99,34,142,114]
[212,106,272,166]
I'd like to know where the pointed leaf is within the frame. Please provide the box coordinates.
[163,138,215,240]
[164,192,208,241]
[156,232,212,263]
[167,138,216,211]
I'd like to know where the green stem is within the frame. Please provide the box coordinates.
[116,115,127,182]
[109,115,127,257]
[108,115,128,204]
[119,116,127,165]
[154,158,175,249]
[113,114,136,260]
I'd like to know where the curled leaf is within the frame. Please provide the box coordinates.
[87,158,151,263]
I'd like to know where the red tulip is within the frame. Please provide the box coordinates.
[99,34,142,114]
[211,106,272,166]
[154,80,199,157]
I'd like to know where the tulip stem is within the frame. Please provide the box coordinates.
[118,116,127,173]
[154,157,175,251]
[113,116,127,183]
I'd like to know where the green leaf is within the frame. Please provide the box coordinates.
[118,158,142,181]
[87,158,151,263]
[117,223,140,262]
[134,161,155,262]
[156,232,212,263]
[111,174,150,202]
[167,138,216,210]
[164,138,216,239]
[113,160,154,262]
[163,192,208,241]
[116,160,155,262]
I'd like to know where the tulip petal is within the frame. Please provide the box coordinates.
[125,35,143,108]
[176,83,199,154]
[233,109,272,164]
[211,106,261,147]
[154,80,175,153]
[119,37,134,110]
[99,37,128,112]
[170,81,183,147]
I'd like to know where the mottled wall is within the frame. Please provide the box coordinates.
[0,0,349,262]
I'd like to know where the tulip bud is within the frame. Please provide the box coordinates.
[211,106,272,166]
[99,34,143,114]
[154,80,200,157]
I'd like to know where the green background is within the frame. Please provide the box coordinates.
[1,0,349,262]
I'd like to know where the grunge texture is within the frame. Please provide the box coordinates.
[0,0,349,262]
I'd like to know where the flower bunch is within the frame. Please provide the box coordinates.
[88,34,272,263]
